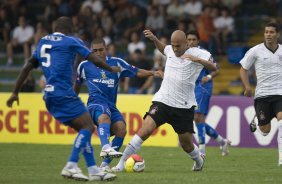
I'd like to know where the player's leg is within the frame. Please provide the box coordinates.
[253,98,272,136]
[69,112,116,181]
[172,106,204,171]
[277,112,282,166]
[194,112,206,154]
[273,97,282,166]
[112,102,166,172]
[194,86,209,154]
[89,104,122,159]
[46,96,115,181]
[101,120,126,169]
[112,115,157,172]
[178,133,204,171]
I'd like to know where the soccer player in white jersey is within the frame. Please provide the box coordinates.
[240,22,282,166]
[112,30,216,172]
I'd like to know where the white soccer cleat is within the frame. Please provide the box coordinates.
[221,139,231,156]
[192,154,205,171]
[100,147,123,159]
[111,166,124,172]
[61,167,88,181]
[89,171,116,181]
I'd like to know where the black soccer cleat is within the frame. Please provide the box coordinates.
[249,115,257,133]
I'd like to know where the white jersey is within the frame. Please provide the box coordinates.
[152,45,211,108]
[240,43,282,99]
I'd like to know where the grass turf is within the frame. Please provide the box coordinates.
[0,143,281,184]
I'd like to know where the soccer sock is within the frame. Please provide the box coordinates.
[97,123,111,149]
[65,161,77,169]
[277,120,282,161]
[188,144,202,163]
[69,129,92,164]
[205,123,219,139]
[116,134,143,169]
[102,136,124,166]
[196,122,206,144]
[82,142,96,167]
[215,135,225,146]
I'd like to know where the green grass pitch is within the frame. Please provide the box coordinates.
[0,143,281,184]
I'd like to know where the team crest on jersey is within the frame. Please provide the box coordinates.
[101,71,106,79]
[150,106,158,115]
[259,110,266,121]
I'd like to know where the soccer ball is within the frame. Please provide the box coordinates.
[124,154,145,172]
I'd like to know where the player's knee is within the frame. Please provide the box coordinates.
[259,126,270,136]
[116,128,127,137]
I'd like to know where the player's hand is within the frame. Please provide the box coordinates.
[153,70,164,79]
[181,54,199,62]
[201,76,210,84]
[244,87,252,97]
[111,66,121,73]
[143,30,157,41]
[6,93,19,107]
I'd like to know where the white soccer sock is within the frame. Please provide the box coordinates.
[215,135,225,146]
[102,144,111,150]
[65,161,77,169]
[116,134,144,169]
[277,120,282,160]
[188,144,202,163]
[199,144,206,155]
[88,165,100,174]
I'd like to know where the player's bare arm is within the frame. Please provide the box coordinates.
[73,82,81,95]
[6,57,36,107]
[181,54,216,71]
[240,67,252,97]
[136,69,164,78]
[143,29,166,55]
[201,68,219,84]
[87,53,121,73]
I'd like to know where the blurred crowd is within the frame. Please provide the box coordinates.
[0,0,281,93]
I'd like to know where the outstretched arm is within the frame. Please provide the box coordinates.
[181,54,216,71]
[143,30,166,55]
[6,58,36,107]
[240,67,252,97]
[136,69,164,78]
[86,53,121,73]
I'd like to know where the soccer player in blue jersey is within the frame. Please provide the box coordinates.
[186,30,231,156]
[6,17,119,181]
[74,38,163,171]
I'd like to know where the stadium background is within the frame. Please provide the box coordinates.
[0,0,281,147]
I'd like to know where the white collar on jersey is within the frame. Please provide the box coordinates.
[53,32,65,35]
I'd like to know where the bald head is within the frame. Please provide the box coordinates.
[170,30,188,57]
[54,16,73,34]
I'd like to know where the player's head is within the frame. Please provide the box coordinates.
[91,38,107,60]
[171,30,188,57]
[186,30,200,48]
[54,16,73,34]
[264,22,280,45]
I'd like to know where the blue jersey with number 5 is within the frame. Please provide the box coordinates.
[32,32,91,97]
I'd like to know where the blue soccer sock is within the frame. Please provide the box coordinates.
[196,122,206,144]
[98,123,111,149]
[205,123,219,139]
[102,136,124,166]
[69,129,95,167]
[82,141,96,167]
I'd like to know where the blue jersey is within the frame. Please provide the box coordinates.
[195,47,217,90]
[32,32,91,97]
[76,56,139,106]
[194,47,217,115]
